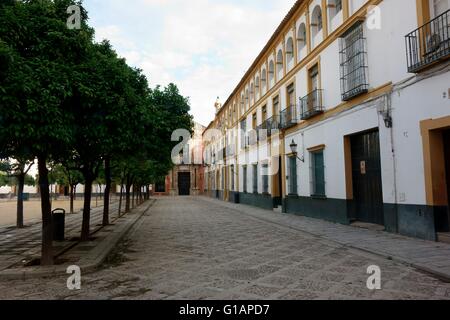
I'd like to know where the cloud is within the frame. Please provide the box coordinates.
[85,0,295,126]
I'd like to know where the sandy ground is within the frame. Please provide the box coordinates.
[0,197,114,227]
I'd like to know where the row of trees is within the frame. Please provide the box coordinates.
[0,0,192,265]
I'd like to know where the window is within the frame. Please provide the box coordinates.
[245,89,249,109]
[243,166,248,193]
[268,61,275,85]
[286,37,294,66]
[276,49,283,79]
[309,64,319,92]
[273,96,280,116]
[311,6,323,36]
[262,105,267,122]
[310,150,325,197]
[329,0,343,19]
[255,76,260,99]
[261,69,267,90]
[431,0,449,18]
[262,164,269,194]
[287,84,295,107]
[339,22,368,101]
[288,156,298,195]
[252,113,257,129]
[240,119,247,149]
[297,23,307,57]
[252,164,258,193]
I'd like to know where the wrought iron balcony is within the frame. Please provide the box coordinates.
[263,115,281,137]
[280,105,299,129]
[300,89,324,120]
[405,9,450,73]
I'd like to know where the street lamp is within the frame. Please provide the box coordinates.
[289,139,304,162]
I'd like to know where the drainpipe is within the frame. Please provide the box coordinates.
[386,93,399,233]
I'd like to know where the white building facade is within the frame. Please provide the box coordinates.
[203,0,450,241]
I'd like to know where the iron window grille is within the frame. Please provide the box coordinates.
[300,89,324,120]
[405,9,450,73]
[339,21,369,101]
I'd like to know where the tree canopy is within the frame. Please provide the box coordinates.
[0,0,193,264]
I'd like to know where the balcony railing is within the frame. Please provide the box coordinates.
[300,89,324,120]
[280,105,299,129]
[266,115,281,137]
[405,9,450,73]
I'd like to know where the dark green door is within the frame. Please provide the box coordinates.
[351,130,384,225]
[178,172,190,196]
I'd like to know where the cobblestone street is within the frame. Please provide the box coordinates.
[1,196,450,300]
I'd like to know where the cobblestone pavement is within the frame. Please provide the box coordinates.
[1,196,450,300]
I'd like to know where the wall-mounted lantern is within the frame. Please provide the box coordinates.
[290,139,305,162]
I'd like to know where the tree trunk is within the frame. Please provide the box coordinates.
[69,184,74,214]
[81,176,93,241]
[125,183,131,213]
[102,158,111,226]
[38,156,53,266]
[16,173,25,228]
[118,182,124,217]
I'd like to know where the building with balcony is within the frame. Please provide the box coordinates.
[203,0,450,242]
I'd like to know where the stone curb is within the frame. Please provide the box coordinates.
[0,200,155,281]
[200,197,450,283]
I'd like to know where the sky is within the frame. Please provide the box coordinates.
[83,0,295,127]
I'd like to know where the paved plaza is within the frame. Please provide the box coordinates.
[0,196,449,300]
[0,199,108,227]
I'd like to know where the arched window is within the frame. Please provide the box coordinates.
[245,89,249,108]
[276,49,283,78]
[268,61,275,85]
[255,76,260,98]
[261,69,267,90]
[286,37,294,66]
[250,83,254,103]
[240,94,245,114]
[328,0,342,19]
[297,23,307,57]
[311,6,323,38]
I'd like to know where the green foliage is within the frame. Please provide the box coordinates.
[0,0,195,243]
